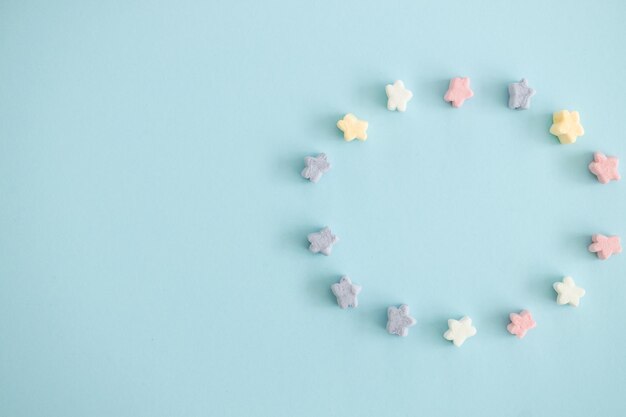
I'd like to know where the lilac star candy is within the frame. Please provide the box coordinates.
[508,78,536,110]
[301,153,331,183]
[588,152,620,184]
[331,276,361,309]
[386,304,416,337]
[307,227,338,255]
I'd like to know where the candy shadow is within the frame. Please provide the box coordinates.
[270,152,308,185]
[415,77,452,109]
[304,272,340,308]
[561,231,594,260]
[416,314,451,346]
[354,80,389,111]
[474,76,511,110]
[479,307,516,339]
[310,112,344,143]
[530,273,560,303]
[358,303,390,334]
[509,111,554,145]
[557,150,595,185]
[276,224,320,253]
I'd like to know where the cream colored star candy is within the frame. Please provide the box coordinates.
[336,113,368,142]
[553,276,585,307]
[443,316,476,347]
[549,110,584,144]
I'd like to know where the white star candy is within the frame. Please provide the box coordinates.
[443,316,477,347]
[385,80,413,112]
[386,304,416,336]
[331,276,361,309]
[307,227,338,256]
[553,276,586,307]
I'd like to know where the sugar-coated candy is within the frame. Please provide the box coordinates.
[385,80,413,112]
[507,310,536,339]
[443,316,477,347]
[301,153,331,183]
[307,227,338,256]
[588,152,620,184]
[553,276,585,307]
[508,79,536,110]
[331,276,361,309]
[549,110,584,144]
[444,77,474,108]
[386,304,416,337]
[337,113,368,142]
[588,234,622,260]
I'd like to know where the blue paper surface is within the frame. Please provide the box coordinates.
[1,1,625,416]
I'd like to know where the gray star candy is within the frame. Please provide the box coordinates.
[508,78,536,110]
[331,276,361,309]
[386,304,416,337]
[301,153,331,183]
[307,227,338,255]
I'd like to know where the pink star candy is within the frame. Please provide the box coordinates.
[589,234,622,260]
[588,152,620,184]
[444,77,474,108]
[507,310,536,339]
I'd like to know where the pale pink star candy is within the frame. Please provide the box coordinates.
[588,152,620,184]
[507,310,536,339]
[588,234,622,260]
[444,77,474,108]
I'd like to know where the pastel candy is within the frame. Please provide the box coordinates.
[508,79,536,110]
[331,276,361,309]
[385,80,413,112]
[443,316,477,347]
[507,310,536,339]
[588,234,622,260]
[307,227,338,256]
[549,110,584,144]
[588,152,620,184]
[553,276,585,307]
[301,153,331,183]
[337,113,368,142]
[386,305,416,337]
[444,77,474,108]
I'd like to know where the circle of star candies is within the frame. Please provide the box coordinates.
[300,77,622,347]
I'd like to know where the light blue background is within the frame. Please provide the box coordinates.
[1,1,625,416]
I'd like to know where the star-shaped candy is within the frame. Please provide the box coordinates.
[331,276,361,309]
[553,276,585,307]
[301,153,331,183]
[549,110,584,144]
[443,316,477,347]
[307,227,338,256]
[508,78,536,110]
[588,152,620,184]
[588,234,622,260]
[385,80,413,112]
[444,77,474,108]
[507,310,536,339]
[386,304,416,337]
[336,113,368,142]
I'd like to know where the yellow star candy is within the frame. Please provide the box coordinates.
[337,113,368,142]
[549,110,584,144]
